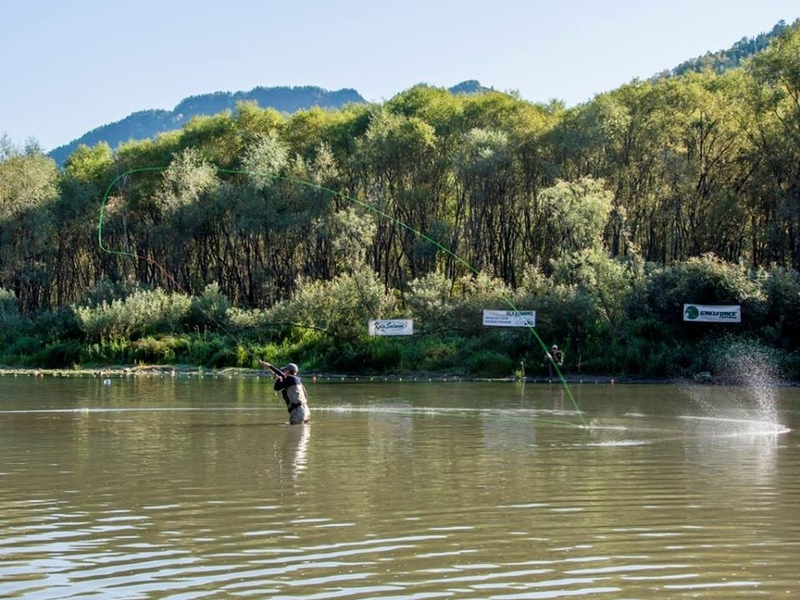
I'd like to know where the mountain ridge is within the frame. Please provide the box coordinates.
[48,80,493,165]
[654,18,797,79]
[48,85,367,165]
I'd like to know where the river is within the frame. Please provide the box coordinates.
[1,376,798,598]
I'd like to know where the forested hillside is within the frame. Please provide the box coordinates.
[2,22,800,376]
[658,18,796,77]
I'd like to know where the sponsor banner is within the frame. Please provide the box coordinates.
[483,309,536,328]
[369,319,414,336]
[683,304,741,323]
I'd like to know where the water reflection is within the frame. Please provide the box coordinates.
[279,424,310,480]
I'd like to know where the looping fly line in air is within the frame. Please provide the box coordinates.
[99,166,588,427]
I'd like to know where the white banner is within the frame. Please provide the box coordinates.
[483,309,536,328]
[683,304,741,323]
[369,319,414,336]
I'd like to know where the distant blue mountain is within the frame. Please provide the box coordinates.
[48,85,366,165]
[448,80,492,94]
[48,81,491,165]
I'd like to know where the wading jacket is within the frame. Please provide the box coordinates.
[274,375,309,412]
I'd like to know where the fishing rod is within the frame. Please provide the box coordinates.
[100,165,588,427]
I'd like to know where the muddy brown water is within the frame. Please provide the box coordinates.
[1,376,798,598]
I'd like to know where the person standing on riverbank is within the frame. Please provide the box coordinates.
[544,345,564,378]
[260,361,311,424]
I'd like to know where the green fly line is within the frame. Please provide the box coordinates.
[99,166,589,428]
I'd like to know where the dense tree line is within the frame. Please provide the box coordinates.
[1,23,800,375]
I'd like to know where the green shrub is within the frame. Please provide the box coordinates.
[364,338,403,372]
[189,282,232,330]
[76,288,192,340]
[82,278,141,307]
[267,267,397,340]
[28,340,83,368]
[645,255,766,340]
[131,335,188,363]
[0,335,43,363]
[465,350,515,378]
[31,307,82,339]
[408,338,459,371]
[184,335,232,366]
[762,267,800,349]
[207,346,236,368]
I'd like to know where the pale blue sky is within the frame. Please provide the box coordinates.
[1,0,797,150]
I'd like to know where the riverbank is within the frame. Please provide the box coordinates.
[1,365,791,386]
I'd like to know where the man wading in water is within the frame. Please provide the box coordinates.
[260,361,311,424]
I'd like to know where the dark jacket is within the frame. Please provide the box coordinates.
[273,375,309,412]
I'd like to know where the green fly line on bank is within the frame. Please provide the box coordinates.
[99,166,589,428]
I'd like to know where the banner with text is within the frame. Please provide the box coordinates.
[683,304,741,323]
[369,319,414,336]
[482,309,536,328]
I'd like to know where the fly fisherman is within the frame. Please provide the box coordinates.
[259,361,311,424]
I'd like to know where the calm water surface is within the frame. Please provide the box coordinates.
[1,376,798,599]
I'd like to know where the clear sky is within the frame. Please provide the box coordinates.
[1,0,797,151]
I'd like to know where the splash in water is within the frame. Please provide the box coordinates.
[713,339,781,428]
